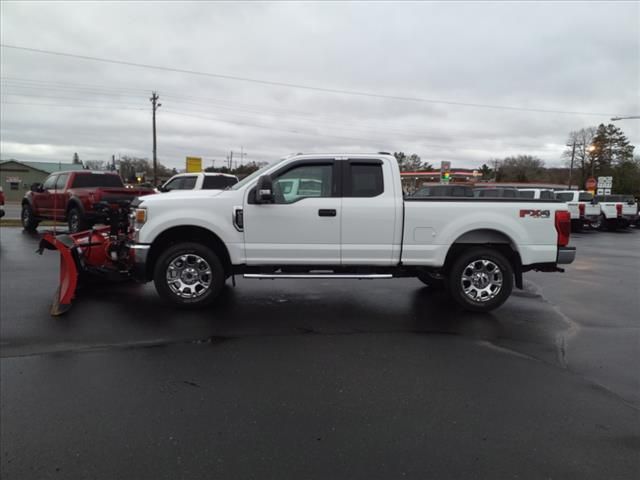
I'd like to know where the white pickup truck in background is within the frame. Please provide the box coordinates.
[159,172,239,192]
[595,194,639,230]
[554,190,601,231]
[129,153,575,313]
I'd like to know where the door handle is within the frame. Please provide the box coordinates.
[318,209,337,217]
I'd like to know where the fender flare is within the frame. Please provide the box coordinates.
[66,197,86,217]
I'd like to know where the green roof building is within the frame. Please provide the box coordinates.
[0,159,85,202]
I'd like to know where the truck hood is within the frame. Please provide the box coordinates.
[137,189,225,206]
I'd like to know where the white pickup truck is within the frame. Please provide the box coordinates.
[129,153,575,312]
[594,194,638,230]
[554,190,601,231]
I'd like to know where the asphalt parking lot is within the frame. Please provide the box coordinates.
[1,226,639,479]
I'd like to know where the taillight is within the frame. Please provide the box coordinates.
[578,203,585,217]
[616,204,622,217]
[555,210,571,247]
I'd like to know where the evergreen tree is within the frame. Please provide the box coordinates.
[588,123,635,175]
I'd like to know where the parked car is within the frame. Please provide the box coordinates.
[554,190,601,231]
[21,171,155,233]
[159,172,239,192]
[593,194,638,230]
[517,188,556,200]
[0,186,5,219]
[128,153,575,313]
[410,185,474,197]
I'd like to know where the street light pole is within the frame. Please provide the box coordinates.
[150,92,161,185]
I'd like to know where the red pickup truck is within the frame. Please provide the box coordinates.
[21,171,155,232]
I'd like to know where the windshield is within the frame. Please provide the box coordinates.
[230,158,287,190]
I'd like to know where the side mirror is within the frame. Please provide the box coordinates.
[255,175,274,204]
[30,183,43,193]
[157,185,167,192]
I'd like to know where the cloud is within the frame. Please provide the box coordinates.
[1,1,638,170]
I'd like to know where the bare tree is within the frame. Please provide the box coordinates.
[563,127,596,187]
[83,160,106,171]
[497,155,546,182]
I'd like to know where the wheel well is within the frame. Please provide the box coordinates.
[443,229,523,289]
[66,199,82,214]
[146,226,232,281]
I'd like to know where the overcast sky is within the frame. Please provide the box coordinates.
[1,1,638,170]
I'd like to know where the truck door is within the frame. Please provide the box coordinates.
[52,173,69,219]
[34,174,58,217]
[340,159,399,265]
[243,160,341,265]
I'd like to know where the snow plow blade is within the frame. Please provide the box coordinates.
[38,233,80,316]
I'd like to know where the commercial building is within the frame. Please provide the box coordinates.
[0,160,85,202]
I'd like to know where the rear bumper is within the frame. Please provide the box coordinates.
[129,243,151,281]
[557,246,576,265]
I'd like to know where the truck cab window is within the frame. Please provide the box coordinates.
[42,176,57,190]
[55,173,69,190]
[555,193,574,202]
[349,164,383,197]
[273,164,333,204]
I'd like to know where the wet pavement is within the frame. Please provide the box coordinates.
[1,227,639,479]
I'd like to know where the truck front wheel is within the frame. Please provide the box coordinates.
[447,248,513,312]
[21,203,39,232]
[153,242,225,307]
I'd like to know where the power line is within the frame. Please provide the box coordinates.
[0,43,620,117]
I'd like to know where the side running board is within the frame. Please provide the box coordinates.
[243,273,393,280]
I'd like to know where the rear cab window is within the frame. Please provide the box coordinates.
[202,175,238,189]
[555,192,574,202]
[346,162,383,197]
[71,173,124,188]
[578,192,594,202]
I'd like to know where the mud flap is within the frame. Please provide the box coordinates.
[39,234,79,316]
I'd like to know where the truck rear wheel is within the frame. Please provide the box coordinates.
[447,248,513,312]
[67,207,89,233]
[21,203,39,232]
[154,242,225,308]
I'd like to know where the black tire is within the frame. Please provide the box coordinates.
[154,242,225,308]
[598,214,608,231]
[21,203,39,232]
[571,219,583,233]
[416,270,445,289]
[67,207,89,233]
[447,247,513,313]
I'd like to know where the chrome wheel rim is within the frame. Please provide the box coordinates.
[69,213,79,232]
[460,259,503,303]
[166,254,212,299]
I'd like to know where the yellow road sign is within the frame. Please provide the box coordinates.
[186,156,202,173]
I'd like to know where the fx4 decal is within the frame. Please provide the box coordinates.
[519,209,551,218]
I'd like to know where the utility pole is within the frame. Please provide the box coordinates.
[567,140,576,190]
[150,92,161,185]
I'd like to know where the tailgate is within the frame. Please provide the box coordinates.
[565,203,580,219]
[584,203,600,216]
[96,188,145,203]
[622,203,637,215]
